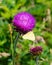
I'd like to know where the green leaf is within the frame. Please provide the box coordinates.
[0,40,6,46]
[28,4,47,17]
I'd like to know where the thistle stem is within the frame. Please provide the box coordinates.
[36,56,39,65]
[11,32,20,65]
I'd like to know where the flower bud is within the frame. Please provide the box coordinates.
[30,46,43,55]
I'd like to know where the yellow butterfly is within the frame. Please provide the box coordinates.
[22,31,35,41]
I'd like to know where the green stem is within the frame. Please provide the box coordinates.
[11,32,20,65]
[36,56,39,65]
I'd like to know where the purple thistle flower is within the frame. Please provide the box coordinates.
[30,46,43,55]
[12,12,36,34]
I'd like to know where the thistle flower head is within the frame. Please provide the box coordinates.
[12,12,36,34]
[30,46,43,55]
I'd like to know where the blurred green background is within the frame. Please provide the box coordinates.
[0,0,52,65]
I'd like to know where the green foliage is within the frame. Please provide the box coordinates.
[28,4,47,17]
[43,32,52,48]
[0,0,52,65]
